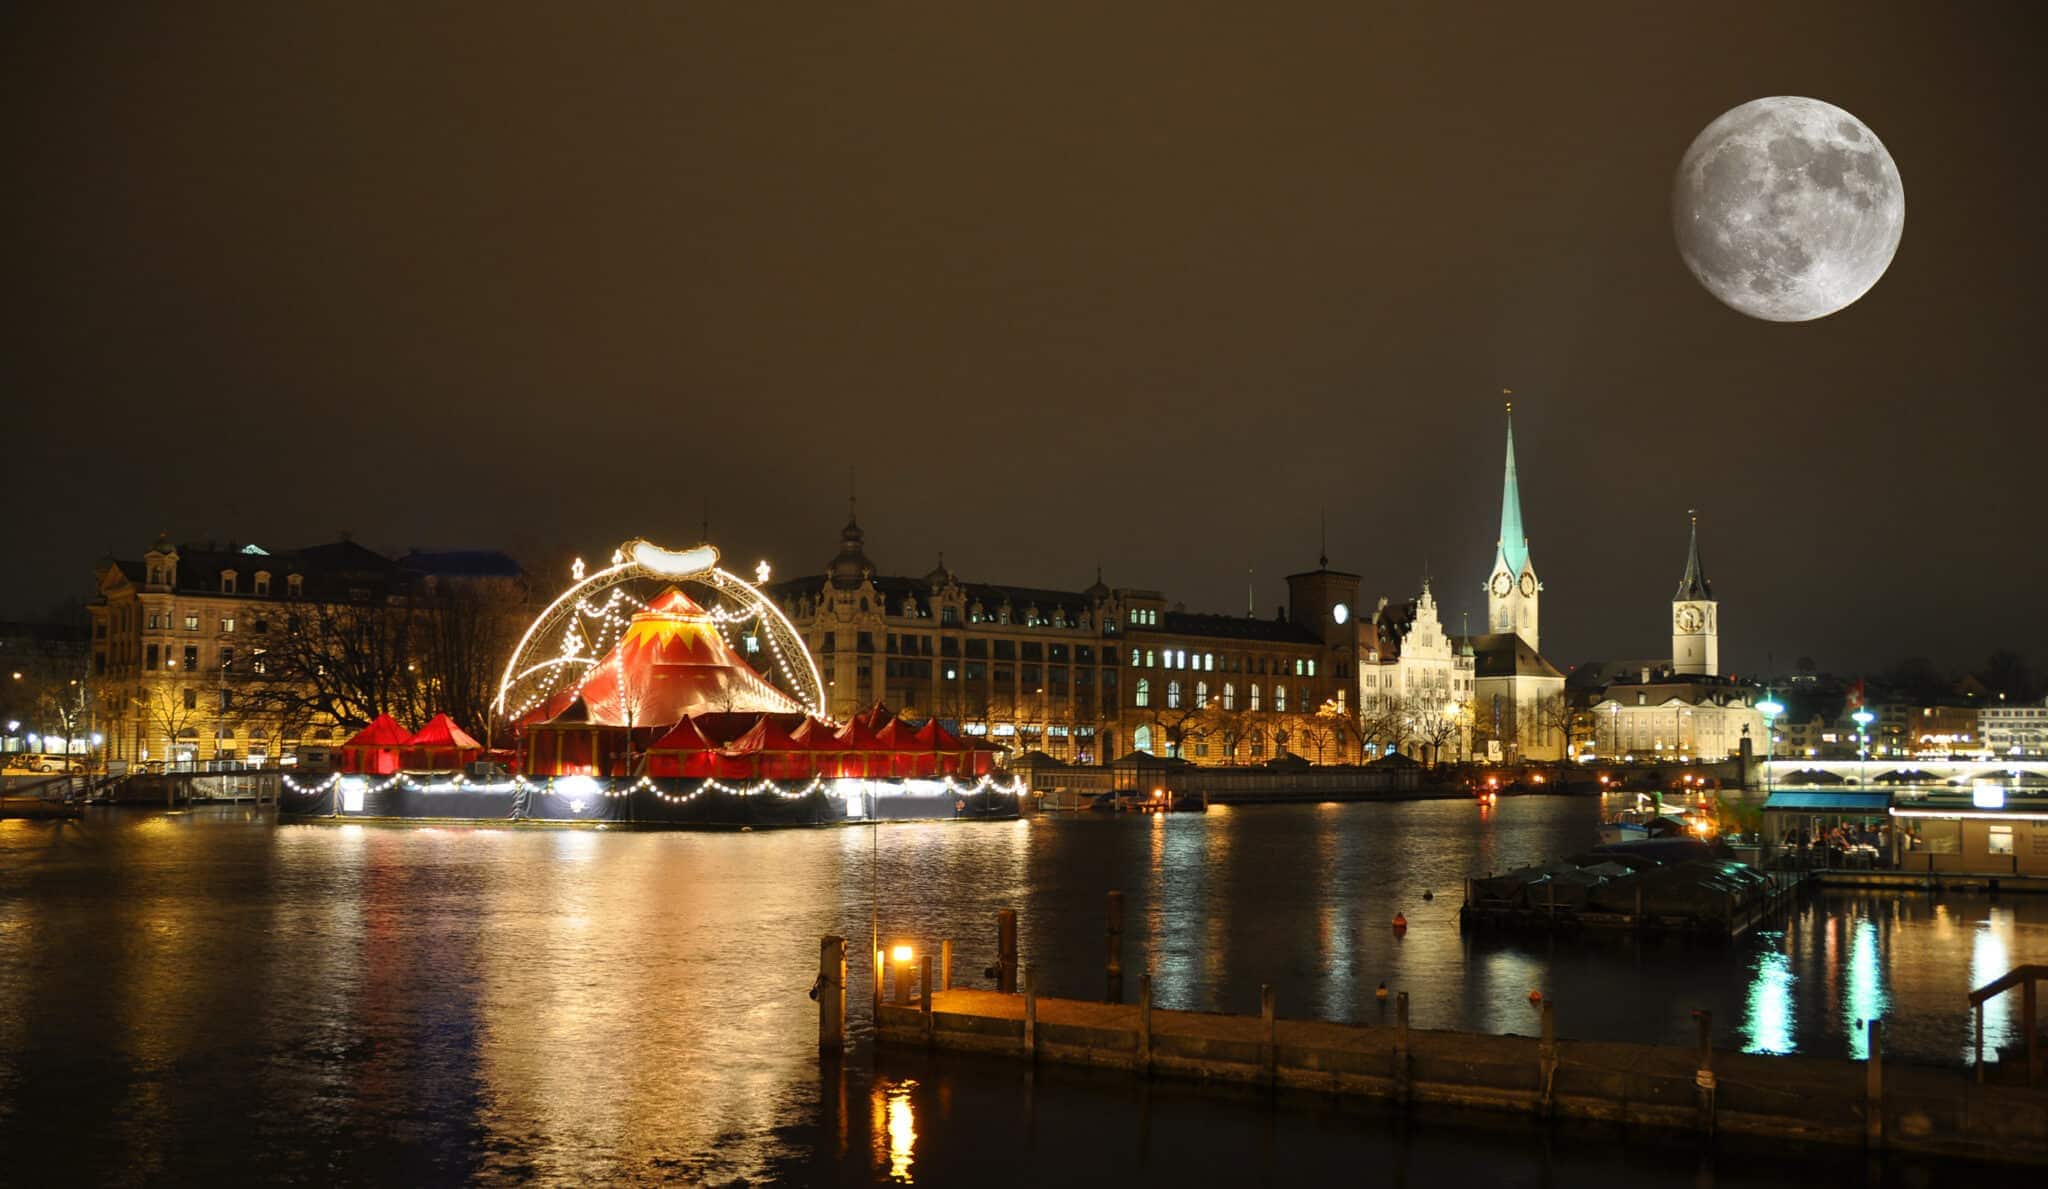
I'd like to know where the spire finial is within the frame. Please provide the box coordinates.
[1503,387,1513,417]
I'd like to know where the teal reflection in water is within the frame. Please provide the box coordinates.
[1741,936,1795,1054]
[1844,916,1889,1059]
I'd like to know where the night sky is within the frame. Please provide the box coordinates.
[4,3,2043,677]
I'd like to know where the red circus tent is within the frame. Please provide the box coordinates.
[402,714,484,771]
[340,713,411,775]
[573,588,801,727]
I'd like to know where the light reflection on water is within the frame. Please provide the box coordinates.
[1,802,2044,1184]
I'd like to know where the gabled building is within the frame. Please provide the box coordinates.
[1583,516,1763,763]
[1360,581,1476,761]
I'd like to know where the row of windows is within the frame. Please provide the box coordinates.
[1128,648,1315,677]
[146,568,303,597]
[1127,608,1159,626]
[144,644,266,673]
[1134,679,1296,713]
[143,612,253,634]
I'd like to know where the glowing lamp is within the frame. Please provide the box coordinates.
[891,944,914,964]
[628,539,719,577]
[1972,784,2006,810]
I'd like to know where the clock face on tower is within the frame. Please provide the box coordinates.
[1518,573,1536,597]
[1490,573,1511,597]
[1332,602,1349,625]
[1675,606,1703,633]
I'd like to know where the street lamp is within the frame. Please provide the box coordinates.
[1852,708,1876,785]
[1757,695,1784,793]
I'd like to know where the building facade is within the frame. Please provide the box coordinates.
[1360,581,1476,761]
[1584,518,1764,763]
[766,515,1347,766]
[90,535,523,767]
[1460,405,1567,761]
[1981,697,2048,757]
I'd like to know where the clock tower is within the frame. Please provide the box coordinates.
[1484,402,1541,652]
[1671,511,1717,676]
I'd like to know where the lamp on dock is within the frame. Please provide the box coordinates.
[1758,695,1784,794]
[891,943,914,1004]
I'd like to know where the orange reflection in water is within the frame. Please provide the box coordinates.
[871,1077,918,1182]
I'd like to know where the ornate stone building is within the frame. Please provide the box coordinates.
[1360,581,1477,761]
[90,535,522,767]
[765,514,1348,765]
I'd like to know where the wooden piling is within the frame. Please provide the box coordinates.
[1865,1018,1884,1149]
[893,952,911,1006]
[1260,984,1277,1087]
[818,934,846,1055]
[1023,965,1038,1061]
[1106,890,1125,1004]
[1695,1010,1716,1136]
[1394,991,1411,1104]
[1137,972,1153,1076]
[940,939,953,992]
[1539,999,1557,1114]
[1975,1003,1985,1084]
[997,909,1018,993]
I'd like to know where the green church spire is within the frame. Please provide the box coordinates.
[1496,397,1530,577]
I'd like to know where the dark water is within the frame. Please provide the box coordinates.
[1,799,2043,1186]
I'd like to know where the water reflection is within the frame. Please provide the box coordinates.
[1741,937,1795,1054]
[874,1077,918,1182]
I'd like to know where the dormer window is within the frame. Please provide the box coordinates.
[254,572,271,597]
[287,574,303,598]
[221,570,237,595]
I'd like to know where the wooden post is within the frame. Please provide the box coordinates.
[1137,972,1153,1077]
[940,939,953,992]
[1539,1000,1557,1114]
[920,954,935,1044]
[1394,991,1410,1104]
[893,951,912,1006]
[997,909,1018,993]
[1694,1009,1716,1136]
[1865,1018,1884,1148]
[1975,1002,1985,1084]
[1260,984,1277,1087]
[2026,976,2039,1088]
[1023,965,1038,1061]
[1106,890,1125,1004]
[818,934,846,1055]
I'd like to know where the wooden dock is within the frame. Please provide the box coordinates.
[817,920,2048,1165]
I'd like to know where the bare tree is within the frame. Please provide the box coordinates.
[139,685,200,767]
[1149,699,1210,760]
[1531,692,1581,760]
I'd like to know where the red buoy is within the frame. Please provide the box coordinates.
[1392,913,1408,933]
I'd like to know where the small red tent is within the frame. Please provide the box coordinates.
[871,718,933,778]
[645,716,719,779]
[911,718,968,776]
[726,714,816,780]
[340,714,410,775]
[402,714,484,771]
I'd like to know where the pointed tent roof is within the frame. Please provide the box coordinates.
[1674,513,1712,601]
[569,587,802,728]
[832,717,890,750]
[912,718,965,751]
[406,713,482,751]
[343,713,411,749]
[647,716,719,753]
[1496,402,1531,577]
[729,714,811,754]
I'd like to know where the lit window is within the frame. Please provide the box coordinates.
[1988,826,2015,855]
[184,614,199,631]
[1275,685,1288,712]
[1250,684,1261,712]
[1223,683,1236,711]
[1136,678,1151,708]
[220,617,235,633]
[1196,681,1209,708]
[1204,653,1214,671]
[1167,681,1181,709]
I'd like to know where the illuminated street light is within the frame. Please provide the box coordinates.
[1758,695,1784,794]
[1852,708,1876,785]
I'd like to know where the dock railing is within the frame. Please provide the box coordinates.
[1971,964,2045,1086]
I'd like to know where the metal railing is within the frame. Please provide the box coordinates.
[1970,964,2045,1086]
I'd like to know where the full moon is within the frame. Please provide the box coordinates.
[1673,96,1904,322]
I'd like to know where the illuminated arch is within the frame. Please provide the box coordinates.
[493,539,825,724]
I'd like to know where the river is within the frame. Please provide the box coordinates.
[2,797,2043,1185]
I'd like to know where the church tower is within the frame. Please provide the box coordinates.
[1484,402,1540,651]
[1671,511,1718,676]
